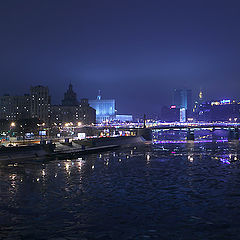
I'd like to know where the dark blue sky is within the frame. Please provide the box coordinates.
[0,0,240,117]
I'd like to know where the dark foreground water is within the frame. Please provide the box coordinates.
[1,141,240,240]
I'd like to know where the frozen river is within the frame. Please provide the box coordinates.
[1,141,240,239]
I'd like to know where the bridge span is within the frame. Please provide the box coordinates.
[96,122,240,141]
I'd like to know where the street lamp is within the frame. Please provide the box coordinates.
[10,122,16,127]
[9,122,16,142]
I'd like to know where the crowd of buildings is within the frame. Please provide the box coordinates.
[0,84,95,126]
[0,84,133,127]
[161,89,240,122]
[0,84,239,127]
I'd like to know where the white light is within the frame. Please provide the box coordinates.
[65,163,70,172]
[188,155,194,162]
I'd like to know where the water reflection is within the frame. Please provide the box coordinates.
[0,141,240,239]
[146,153,151,163]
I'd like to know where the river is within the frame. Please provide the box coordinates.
[0,140,240,239]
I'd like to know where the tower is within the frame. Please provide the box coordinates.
[198,88,204,103]
[173,89,192,111]
[62,83,79,106]
[97,90,101,100]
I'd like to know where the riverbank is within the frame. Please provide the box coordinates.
[0,135,147,161]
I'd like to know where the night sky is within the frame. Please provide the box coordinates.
[0,0,240,117]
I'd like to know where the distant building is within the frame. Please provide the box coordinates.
[173,89,192,109]
[173,89,192,120]
[161,106,180,122]
[115,114,133,122]
[51,85,96,125]
[0,94,30,120]
[0,84,96,125]
[79,98,96,124]
[30,85,51,123]
[180,108,186,122]
[193,89,205,116]
[62,83,79,106]
[196,99,240,122]
[51,100,95,125]
[89,91,116,123]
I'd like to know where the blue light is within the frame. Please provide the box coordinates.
[220,99,231,104]
[89,99,116,123]
[220,158,231,164]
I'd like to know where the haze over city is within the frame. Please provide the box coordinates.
[2,1,240,240]
[1,0,240,116]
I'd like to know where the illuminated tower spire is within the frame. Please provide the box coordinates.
[97,90,101,100]
[199,88,204,103]
[199,90,203,100]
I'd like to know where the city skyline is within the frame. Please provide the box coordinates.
[1,0,240,116]
[1,2,240,239]
[1,82,239,123]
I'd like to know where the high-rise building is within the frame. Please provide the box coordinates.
[62,83,79,106]
[51,100,96,125]
[51,85,96,125]
[30,85,51,123]
[193,88,205,117]
[173,89,192,111]
[79,98,96,124]
[89,91,116,123]
[0,84,96,126]
[0,94,30,120]
[161,106,180,122]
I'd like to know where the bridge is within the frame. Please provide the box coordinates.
[95,122,240,141]
[150,123,240,141]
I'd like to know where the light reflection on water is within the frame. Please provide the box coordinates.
[0,141,240,239]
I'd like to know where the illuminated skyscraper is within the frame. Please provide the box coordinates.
[173,89,192,111]
[172,89,192,121]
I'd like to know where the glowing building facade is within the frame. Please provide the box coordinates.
[173,89,192,121]
[173,89,192,111]
[180,108,186,122]
[89,92,116,123]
